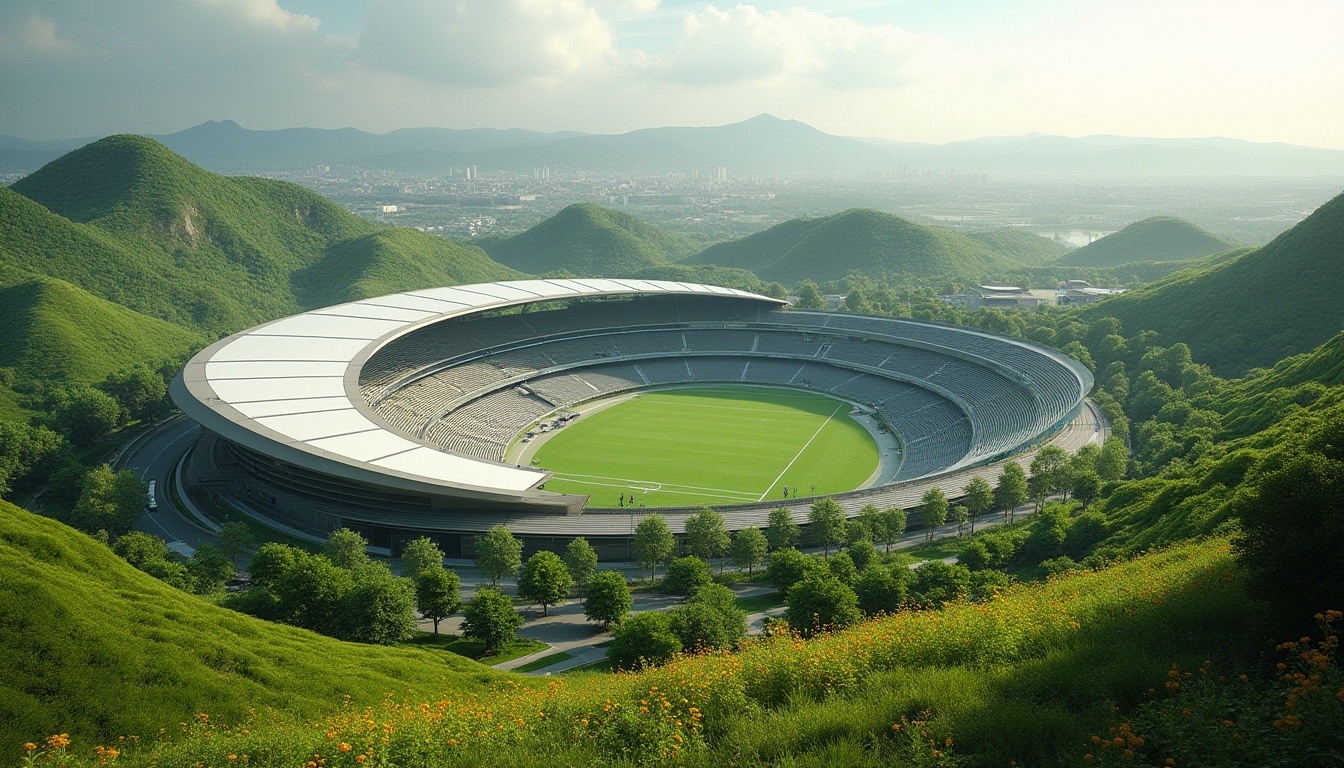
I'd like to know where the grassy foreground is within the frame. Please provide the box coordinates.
[534,386,879,508]
[23,537,1260,767]
[0,502,504,753]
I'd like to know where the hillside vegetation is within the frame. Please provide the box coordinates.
[1058,216,1234,268]
[3,136,516,335]
[688,209,1013,284]
[966,227,1070,264]
[481,203,698,276]
[0,272,201,385]
[0,503,502,751]
[1084,191,1344,374]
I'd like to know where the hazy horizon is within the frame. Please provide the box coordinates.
[3,0,1342,149]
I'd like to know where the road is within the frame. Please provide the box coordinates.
[122,417,212,555]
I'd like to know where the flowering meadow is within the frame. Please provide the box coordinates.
[15,537,1257,767]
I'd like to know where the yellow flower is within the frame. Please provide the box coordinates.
[22,743,37,753]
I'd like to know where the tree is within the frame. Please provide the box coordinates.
[784,572,861,637]
[876,507,906,553]
[854,565,907,615]
[765,507,800,550]
[272,551,352,633]
[847,536,877,571]
[1096,438,1129,482]
[911,561,971,607]
[1064,511,1109,560]
[187,542,236,594]
[1030,446,1071,505]
[248,542,298,591]
[663,555,713,597]
[766,547,823,594]
[583,570,632,627]
[216,521,256,568]
[52,386,121,446]
[919,487,948,542]
[633,514,675,581]
[563,537,598,599]
[730,527,768,574]
[324,528,370,570]
[608,612,682,670]
[951,504,970,536]
[113,531,171,568]
[668,584,746,652]
[794,280,826,310]
[0,422,64,497]
[963,477,994,534]
[684,507,730,566]
[1021,505,1069,564]
[808,497,847,557]
[1071,471,1102,508]
[336,564,416,645]
[517,550,573,616]
[995,461,1029,522]
[461,588,523,654]
[475,525,523,586]
[103,365,168,423]
[69,465,146,537]
[400,536,445,581]
[414,567,460,635]
[827,551,857,585]
[857,504,885,542]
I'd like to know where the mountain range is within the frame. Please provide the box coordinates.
[6,115,1344,177]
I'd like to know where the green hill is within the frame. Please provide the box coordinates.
[687,209,1012,284]
[0,270,201,385]
[1216,330,1344,436]
[3,136,516,334]
[1058,216,1234,268]
[966,227,1070,264]
[481,203,698,276]
[294,228,524,306]
[1084,191,1344,375]
[0,501,500,750]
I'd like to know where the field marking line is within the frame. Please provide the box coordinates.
[757,400,845,502]
[553,472,760,498]
[629,400,832,417]
[551,476,759,503]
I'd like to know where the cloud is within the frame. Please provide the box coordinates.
[642,5,942,88]
[359,0,614,87]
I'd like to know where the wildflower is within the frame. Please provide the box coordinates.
[47,734,71,750]
[22,744,36,753]
[338,743,352,753]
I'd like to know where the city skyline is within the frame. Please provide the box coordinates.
[2,0,1342,150]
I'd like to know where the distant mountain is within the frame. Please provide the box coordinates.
[686,208,1012,284]
[7,117,1344,175]
[965,228,1070,265]
[0,267,201,384]
[1058,217,1234,268]
[1083,190,1344,375]
[481,203,698,276]
[2,136,517,334]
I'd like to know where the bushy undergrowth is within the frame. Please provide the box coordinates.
[17,537,1252,767]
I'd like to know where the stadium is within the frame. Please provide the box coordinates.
[170,279,1097,561]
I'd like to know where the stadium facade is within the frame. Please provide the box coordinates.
[171,279,1094,560]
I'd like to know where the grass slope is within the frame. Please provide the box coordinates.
[3,136,516,335]
[482,203,698,276]
[0,271,202,384]
[1083,191,1344,375]
[293,229,523,306]
[688,209,1012,284]
[0,501,502,751]
[533,386,878,507]
[1058,216,1233,268]
[966,227,1070,265]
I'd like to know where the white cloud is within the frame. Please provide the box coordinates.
[359,0,615,87]
[641,5,943,88]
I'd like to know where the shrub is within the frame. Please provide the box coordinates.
[583,570,632,627]
[461,587,523,653]
[663,555,712,597]
[609,611,681,670]
[784,571,861,636]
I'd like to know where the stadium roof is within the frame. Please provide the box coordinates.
[171,279,786,502]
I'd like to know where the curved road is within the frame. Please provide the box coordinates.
[123,417,212,554]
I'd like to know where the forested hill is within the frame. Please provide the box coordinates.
[1084,190,1344,375]
[685,208,1014,284]
[480,203,699,276]
[2,136,518,335]
[1057,216,1234,268]
[965,228,1070,265]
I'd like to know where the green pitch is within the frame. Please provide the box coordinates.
[531,385,879,508]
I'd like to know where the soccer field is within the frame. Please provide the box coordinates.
[530,385,880,508]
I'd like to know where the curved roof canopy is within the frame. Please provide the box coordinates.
[171,279,787,500]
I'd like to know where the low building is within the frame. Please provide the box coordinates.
[965,285,1057,310]
[1059,281,1126,305]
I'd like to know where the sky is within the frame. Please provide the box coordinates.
[2,0,1342,148]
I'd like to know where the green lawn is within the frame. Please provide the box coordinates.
[401,632,549,665]
[532,386,879,508]
[513,651,575,673]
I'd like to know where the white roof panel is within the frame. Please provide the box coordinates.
[209,335,369,363]
[373,447,541,492]
[254,409,380,442]
[255,314,406,339]
[312,304,438,322]
[206,361,349,379]
[357,294,467,313]
[231,397,352,418]
[408,286,490,305]
[211,376,347,403]
[307,430,422,462]
[508,279,583,298]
